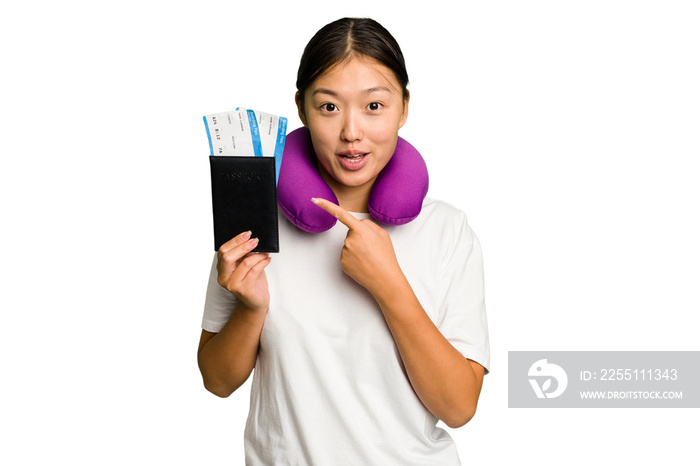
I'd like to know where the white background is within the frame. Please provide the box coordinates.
[2,1,698,464]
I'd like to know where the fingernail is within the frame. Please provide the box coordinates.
[242,230,252,240]
[311,197,320,205]
[248,237,259,248]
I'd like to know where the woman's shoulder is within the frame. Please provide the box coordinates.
[395,197,476,249]
[419,197,471,226]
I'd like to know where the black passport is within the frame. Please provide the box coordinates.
[209,156,279,252]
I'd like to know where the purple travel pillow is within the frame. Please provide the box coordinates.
[278,126,429,233]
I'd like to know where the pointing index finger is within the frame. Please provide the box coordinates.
[311,198,363,230]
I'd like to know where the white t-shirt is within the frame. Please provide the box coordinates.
[202,197,490,465]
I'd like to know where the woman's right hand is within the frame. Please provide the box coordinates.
[216,230,272,312]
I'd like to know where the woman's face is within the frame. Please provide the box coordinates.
[297,56,409,199]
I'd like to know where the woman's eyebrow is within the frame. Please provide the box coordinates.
[311,86,392,97]
[363,86,391,94]
[312,88,338,97]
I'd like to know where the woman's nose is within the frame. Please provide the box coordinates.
[340,110,363,142]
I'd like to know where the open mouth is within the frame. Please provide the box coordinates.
[336,150,369,171]
[340,153,367,163]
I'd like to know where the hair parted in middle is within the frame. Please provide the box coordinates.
[296,17,410,109]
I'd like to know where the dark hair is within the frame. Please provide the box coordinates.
[296,18,409,104]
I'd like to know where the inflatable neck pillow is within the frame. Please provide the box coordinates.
[278,126,429,233]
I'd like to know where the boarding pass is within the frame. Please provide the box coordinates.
[203,108,288,158]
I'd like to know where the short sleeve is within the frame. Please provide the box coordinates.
[201,253,238,333]
[436,219,490,373]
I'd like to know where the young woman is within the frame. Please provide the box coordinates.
[198,17,489,465]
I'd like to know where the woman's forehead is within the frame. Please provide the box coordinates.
[310,56,402,97]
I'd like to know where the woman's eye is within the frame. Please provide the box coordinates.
[367,102,382,111]
[321,103,337,112]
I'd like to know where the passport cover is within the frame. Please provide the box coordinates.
[209,156,279,252]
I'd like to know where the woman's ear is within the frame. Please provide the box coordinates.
[295,92,308,126]
[398,90,410,130]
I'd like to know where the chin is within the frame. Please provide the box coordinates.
[333,171,377,189]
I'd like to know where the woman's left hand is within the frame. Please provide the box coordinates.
[312,197,404,295]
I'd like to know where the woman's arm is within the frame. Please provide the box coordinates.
[197,231,271,398]
[197,303,267,397]
[311,198,485,427]
[371,274,484,428]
